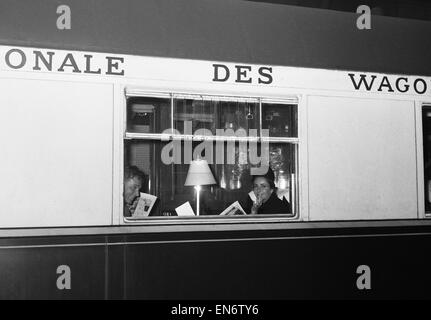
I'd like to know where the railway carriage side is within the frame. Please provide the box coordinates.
[0,0,431,299]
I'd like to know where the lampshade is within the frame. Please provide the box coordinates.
[184,159,216,186]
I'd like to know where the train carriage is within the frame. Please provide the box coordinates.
[0,0,431,299]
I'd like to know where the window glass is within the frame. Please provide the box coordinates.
[173,98,259,136]
[127,97,171,134]
[423,106,431,213]
[262,103,297,138]
[124,141,297,217]
[124,95,298,219]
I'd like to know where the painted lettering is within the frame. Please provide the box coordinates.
[212,64,273,84]
[348,73,429,95]
[258,66,273,84]
[348,73,377,91]
[212,64,230,82]
[377,76,394,92]
[106,56,125,75]
[33,50,54,71]
[57,53,82,73]
[3,48,125,76]
[414,78,427,94]
[5,48,26,69]
[84,54,101,74]
[395,77,410,93]
[235,65,252,83]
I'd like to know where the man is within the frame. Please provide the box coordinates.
[123,166,145,217]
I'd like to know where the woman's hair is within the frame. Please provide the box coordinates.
[251,167,276,189]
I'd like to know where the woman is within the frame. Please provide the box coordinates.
[244,167,292,215]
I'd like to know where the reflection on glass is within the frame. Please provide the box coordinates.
[124,140,297,217]
[173,99,259,136]
[269,144,296,202]
[422,106,431,213]
[127,97,171,134]
[262,103,297,138]
[217,141,249,191]
[125,95,298,218]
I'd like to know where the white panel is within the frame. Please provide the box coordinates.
[308,96,417,220]
[0,79,113,227]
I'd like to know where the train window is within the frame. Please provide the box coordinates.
[124,94,298,219]
[262,103,297,138]
[127,97,171,134]
[422,105,431,214]
[173,98,260,136]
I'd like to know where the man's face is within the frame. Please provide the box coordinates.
[124,177,142,205]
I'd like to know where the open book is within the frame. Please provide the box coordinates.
[219,201,246,216]
[131,192,157,218]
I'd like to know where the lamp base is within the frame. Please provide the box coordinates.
[195,185,201,216]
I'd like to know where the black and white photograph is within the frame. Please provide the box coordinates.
[0,0,431,302]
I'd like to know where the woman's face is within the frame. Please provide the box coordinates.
[253,177,273,203]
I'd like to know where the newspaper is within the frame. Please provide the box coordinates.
[219,201,246,216]
[131,192,157,218]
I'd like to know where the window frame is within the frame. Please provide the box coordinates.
[122,89,300,223]
[422,103,431,218]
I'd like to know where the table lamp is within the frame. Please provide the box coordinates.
[184,159,216,216]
